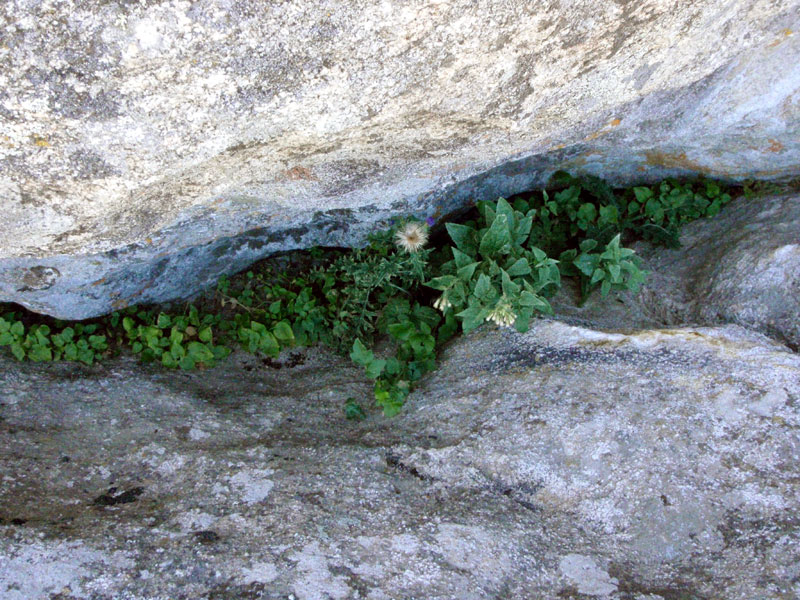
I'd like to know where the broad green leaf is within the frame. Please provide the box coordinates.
[633,187,653,203]
[451,247,474,269]
[11,342,25,361]
[598,205,619,225]
[495,197,515,230]
[272,321,294,345]
[446,222,477,255]
[350,339,373,366]
[28,345,52,362]
[10,321,23,336]
[365,358,386,379]
[456,306,488,334]
[425,275,458,291]
[478,214,511,257]
[573,254,596,276]
[474,273,496,304]
[505,257,531,277]
[601,280,612,296]
[456,262,480,282]
[577,203,597,229]
[388,321,415,342]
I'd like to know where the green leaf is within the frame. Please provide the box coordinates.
[633,187,653,203]
[456,262,480,282]
[446,222,477,255]
[425,275,458,291]
[505,257,531,277]
[474,273,494,303]
[28,345,52,362]
[64,343,78,361]
[456,306,489,334]
[494,197,515,230]
[170,327,184,345]
[0,332,13,346]
[272,321,294,345]
[365,358,386,379]
[350,339,374,366]
[187,341,215,363]
[574,253,596,276]
[577,203,597,229]
[179,356,196,370]
[388,321,415,342]
[11,342,25,361]
[598,205,619,225]
[10,321,23,336]
[478,214,511,257]
[89,335,107,350]
[451,247,474,269]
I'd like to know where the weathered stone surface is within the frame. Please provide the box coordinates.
[1,320,798,598]
[2,0,799,318]
[628,192,800,350]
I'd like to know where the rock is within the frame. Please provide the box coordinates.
[1,0,799,318]
[1,320,798,598]
[637,192,800,350]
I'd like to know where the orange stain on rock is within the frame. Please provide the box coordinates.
[644,150,711,173]
[284,166,317,181]
[767,139,784,153]
[768,29,793,47]
[584,118,622,141]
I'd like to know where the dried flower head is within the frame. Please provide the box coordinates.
[394,221,429,253]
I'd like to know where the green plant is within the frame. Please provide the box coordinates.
[0,175,742,416]
[559,234,647,301]
[426,197,562,334]
[0,312,108,364]
[119,306,231,369]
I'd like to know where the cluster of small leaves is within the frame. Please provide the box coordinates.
[521,171,733,254]
[0,312,107,364]
[350,299,441,415]
[115,306,232,369]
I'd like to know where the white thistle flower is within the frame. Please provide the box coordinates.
[485,302,516,328]
[394,221,429,253]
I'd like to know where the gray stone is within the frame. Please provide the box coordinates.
[2,0,799,318]
[636,192,800,350]
[1,319,798,598]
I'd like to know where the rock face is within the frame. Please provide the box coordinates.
[2,0,799,318]
[548,191,800,352]
[638,192,800,351]
[1,320,798,599]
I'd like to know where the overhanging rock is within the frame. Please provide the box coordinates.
[1,0,798,319]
